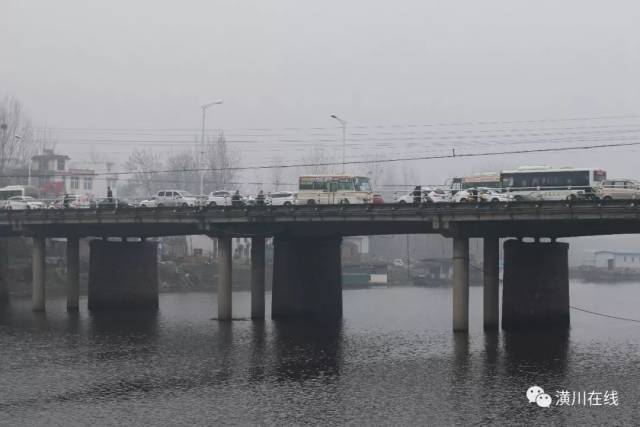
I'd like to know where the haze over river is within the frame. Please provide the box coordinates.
[0,283,638,425]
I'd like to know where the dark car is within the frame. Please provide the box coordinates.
[95,198,134,209]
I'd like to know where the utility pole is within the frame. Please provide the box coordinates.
[200,100,223,196]
[330,114,347,174]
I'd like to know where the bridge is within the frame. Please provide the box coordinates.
[1,200,639,332]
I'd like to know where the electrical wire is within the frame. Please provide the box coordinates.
[570,305,640,323]
[3,139,640,179]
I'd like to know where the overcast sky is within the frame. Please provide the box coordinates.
[2,0,640,185]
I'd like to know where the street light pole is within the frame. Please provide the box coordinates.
[200,99,223,196]
[330,114,347,174]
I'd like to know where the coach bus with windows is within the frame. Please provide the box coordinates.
[0,185,39,201]
[297,175,373,205]
[500,166,606,201]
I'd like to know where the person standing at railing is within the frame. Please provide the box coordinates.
[413,186,422,205]
[107,186,113,203]
[256,190,265,206]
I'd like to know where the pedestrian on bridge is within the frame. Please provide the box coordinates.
[413,186,422,205]
[107,186,113,203]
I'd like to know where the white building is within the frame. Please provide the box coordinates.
[593,251,640,270]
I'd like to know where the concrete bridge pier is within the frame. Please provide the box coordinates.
[483,237,500,330]
[66,237,80,312]
[0,239,9,303]
[217,236,233,320]
[502,239,570,329]
[251,236,266,319]
[452,237,470,332]
[32,236,46,312]
[271,235,342,320]
[88,240,158,310]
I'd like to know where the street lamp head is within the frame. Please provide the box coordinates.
[202,99,224,109]
[330,114,347,126]
[14,135,22,141]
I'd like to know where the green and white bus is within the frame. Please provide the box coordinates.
[297,175,373,205]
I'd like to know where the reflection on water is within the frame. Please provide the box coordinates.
[0,285,638,425]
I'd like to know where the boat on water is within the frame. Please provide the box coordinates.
[410,258,483,287]
[342,263,389,289]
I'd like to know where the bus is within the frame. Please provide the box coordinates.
[449,172,501,194]
[0,185,39,201]
[500,166,606,201]
[297,175,373,205]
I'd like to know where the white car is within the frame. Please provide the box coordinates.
[5,196,45,210]
[207,190,235,206]
[396,187,449,203]
[452,188,513,203]
[138,197,158,208]
[207,190,254,206]
[267,191,297,206]
[154,190,198,207]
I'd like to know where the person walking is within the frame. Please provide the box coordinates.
[413,185,422,205]
[256,190,265,206]
[107,186,113,203]
[231,190,242,206]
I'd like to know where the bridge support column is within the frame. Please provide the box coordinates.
[251,236,265,319]
[66,237,80,312]
[32,236,46,312]
[217,236,232,320]
[483,237,500,330]
[88,240,158,310]
[453,237,469,332]
[502,240,570,330]
[272,235,342,320]
[0,239,9,303]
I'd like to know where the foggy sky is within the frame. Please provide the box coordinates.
[3,0,640,255]
[2,1,640,180]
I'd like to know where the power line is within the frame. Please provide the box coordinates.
[35,114,640,132]
[570,305,640,323]
[3,139,639,179]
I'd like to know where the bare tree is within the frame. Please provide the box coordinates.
[164,151,200,194]
[122,149,163,197]
[0,97,51,186]
[271,156,284,191]
[203,131,238,190]
[299,147,339,175]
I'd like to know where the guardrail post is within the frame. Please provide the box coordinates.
[251,236,265,319]
[453,236,469,332]
[66,236,80,312]
[32,236,46,312]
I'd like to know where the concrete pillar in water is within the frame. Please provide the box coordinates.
[251,236,266,319]
[32,236,46,312]
[217,236,232,320]
[483,237,500,330]
[271,235,342,320]
[452,236,469,332]
[502,240,570,329]
[0,239,9,302]
[88,240,158,310]
[66,236,80,312]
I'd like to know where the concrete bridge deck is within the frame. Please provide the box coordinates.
[2,200,636,331]
[2,200,640,238]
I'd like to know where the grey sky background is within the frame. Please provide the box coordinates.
[2,1,640,186]
[4,0,640,257]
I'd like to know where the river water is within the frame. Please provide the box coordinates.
[0,282,638,426]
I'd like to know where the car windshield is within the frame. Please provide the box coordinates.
[178,191,193,197]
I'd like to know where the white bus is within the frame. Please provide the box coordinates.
[0,185,39,201]
[500,166,606,201]
[297,175,373,205]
